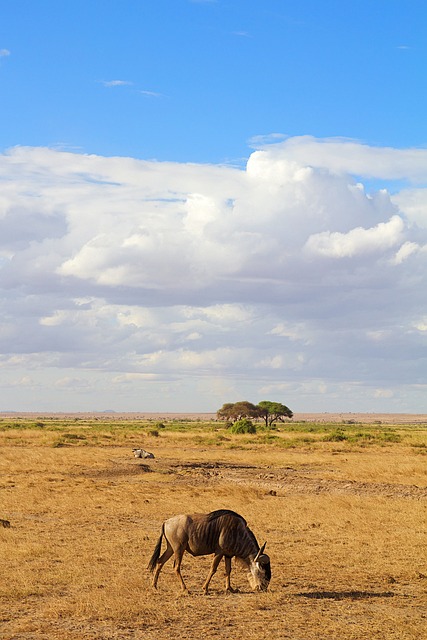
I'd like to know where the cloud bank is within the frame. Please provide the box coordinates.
[0,136,426,411]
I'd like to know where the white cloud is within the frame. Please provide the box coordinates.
[0,137,426,412]
[305,215,405,258]
[0,49,10,57]
[139,90,164,98]
[100,80,133,87]
[392,187,427,227]
[269,322,310,343]
[250,135,427,183]
[54,377,92,390]
[413,318,427,332]
[391,241,420,265]
[373,388,394,399]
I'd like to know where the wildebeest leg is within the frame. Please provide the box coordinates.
[202,553,223,594]
[224,556,237,593]
[173,548,189,593]
[152,543,174,589]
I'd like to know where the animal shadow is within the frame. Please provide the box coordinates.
[296,590,394,600]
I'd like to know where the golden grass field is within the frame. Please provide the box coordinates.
[1,413,426,640]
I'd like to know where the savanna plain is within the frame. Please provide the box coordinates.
[1,412,426,640]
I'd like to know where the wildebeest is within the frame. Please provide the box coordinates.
[147,509,271,594]
[132,448,155,459]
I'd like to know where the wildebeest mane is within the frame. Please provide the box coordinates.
[206,509,247,524]
[200,510,261,557]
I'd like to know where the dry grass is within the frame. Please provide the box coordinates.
[0,415,426,639]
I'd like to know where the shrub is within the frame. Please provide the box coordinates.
[378,431,401,443]
[323,430,347,442]
[229,418,257,434]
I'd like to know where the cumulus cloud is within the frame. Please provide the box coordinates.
[305,215,405,258]
[392,186,427,227]
[0,137,426,411]
[251,135,427,183]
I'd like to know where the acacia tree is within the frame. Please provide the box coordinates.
[217,401,261,424]
[257,401,293,428]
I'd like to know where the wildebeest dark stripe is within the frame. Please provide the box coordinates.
[205,510,262,553]
[193,510,260,559]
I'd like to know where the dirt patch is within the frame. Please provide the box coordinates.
[76,461,152,479]
[296,589,395,600]
[68,454,427,500]
[162,460,427,500]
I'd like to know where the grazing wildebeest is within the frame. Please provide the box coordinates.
[147,509,271,594]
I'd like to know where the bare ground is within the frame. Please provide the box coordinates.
[1,421,426,640]
[164,459,427,500]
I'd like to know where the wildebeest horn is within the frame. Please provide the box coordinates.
[254,542,267,562]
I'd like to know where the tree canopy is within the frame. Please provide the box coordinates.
[216,401,260,423]
[217,400,293,426]
[257,401,293,427]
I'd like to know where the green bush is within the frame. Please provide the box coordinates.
[378,431,402,443]
[323,429,347,442]
[229,418,257,434]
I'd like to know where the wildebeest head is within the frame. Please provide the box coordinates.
[248,542,271,592]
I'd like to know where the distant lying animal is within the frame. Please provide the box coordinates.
[148,509,271,594]
[132,448,154,459]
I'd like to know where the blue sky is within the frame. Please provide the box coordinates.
[2,0,427,163]
[0,1,426,413]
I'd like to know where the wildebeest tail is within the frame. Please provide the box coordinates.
[147,526,164,572]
